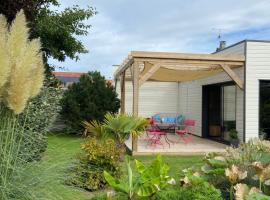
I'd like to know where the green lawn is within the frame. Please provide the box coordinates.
[25,134,203,200]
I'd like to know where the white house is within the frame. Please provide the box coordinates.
[114,40,270,151]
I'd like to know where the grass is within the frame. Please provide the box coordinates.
[24,134,203,200]
[24,134,94,200]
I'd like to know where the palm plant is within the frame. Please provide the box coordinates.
[84,113,148,145]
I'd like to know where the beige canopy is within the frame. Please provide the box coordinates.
[114,50,245,152]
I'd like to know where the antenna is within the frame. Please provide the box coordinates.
[212,28,227,41]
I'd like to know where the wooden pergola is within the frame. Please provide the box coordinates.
[114,51,246,152]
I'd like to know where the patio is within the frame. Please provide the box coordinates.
[125,133,227,155]
[115,51,245,154]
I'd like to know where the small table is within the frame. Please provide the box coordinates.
[156,123,176,133]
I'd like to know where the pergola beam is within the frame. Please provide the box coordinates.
[220,64,244,89]
[131,51,245,62]
[135,58,244,66]
[139,63,161,87]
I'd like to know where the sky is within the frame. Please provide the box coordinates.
[49,0,270,79]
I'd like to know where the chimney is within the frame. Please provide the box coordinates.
[216,40,226,52]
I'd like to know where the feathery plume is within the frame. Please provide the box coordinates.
[0,15,10,97]
[6,11,44,114]
[8,10,29,60]
[28,39,45,97]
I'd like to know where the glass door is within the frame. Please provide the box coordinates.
[259,81,270,139]
[222,85,236,141]
[203,83,236,143]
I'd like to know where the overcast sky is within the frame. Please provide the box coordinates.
[49,0,270,79]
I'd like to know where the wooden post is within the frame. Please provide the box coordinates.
[132,61,139,152]
[120,71,126,114]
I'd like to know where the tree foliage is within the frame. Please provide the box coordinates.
[0,0,96,70]
[61,71,120,133]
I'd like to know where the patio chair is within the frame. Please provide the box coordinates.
[175,119,196,143]
[146,131,166,149]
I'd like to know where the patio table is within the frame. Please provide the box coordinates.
[156,123,177,133]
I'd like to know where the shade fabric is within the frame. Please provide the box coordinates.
[141,61,241,82]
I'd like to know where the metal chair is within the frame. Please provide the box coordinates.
[175,119,196,143]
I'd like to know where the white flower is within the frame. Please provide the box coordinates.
[167,178,176,185]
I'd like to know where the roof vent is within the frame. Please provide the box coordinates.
[216,41,226,52]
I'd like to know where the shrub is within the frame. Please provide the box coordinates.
[104,155,175,200]
[155,184,223,200]
[61,71,120,133]
[18,85,63,161]
[67,138,122,191]
[84,113,148,146]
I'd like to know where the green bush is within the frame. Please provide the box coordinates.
[18,86,63,161]
[67,138,122,191]
[61,71,120,133]
[155,184,223,200]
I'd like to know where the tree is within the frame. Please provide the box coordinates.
[0,0,96,72]
[61,71,120,133]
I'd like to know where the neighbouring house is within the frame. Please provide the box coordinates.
[54,72,113,88]
[114,40,270,154]
[53,72,84,88]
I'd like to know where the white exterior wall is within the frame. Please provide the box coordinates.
[178,42,245,140]
[178,68,244,140]
[117,81,179,117]
[245,41,270,141]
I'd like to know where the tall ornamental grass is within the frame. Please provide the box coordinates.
[0,10,44,199]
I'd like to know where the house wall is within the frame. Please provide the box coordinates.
[116,81,179,117]
[245,41,270,141]
[178,67,244,140]
[178,42,245,140]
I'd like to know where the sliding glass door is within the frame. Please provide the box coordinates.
[259,81,270,139]
[203,83,236,143]
[222,85,236,141]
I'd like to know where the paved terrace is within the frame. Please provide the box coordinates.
[126,133,227,155]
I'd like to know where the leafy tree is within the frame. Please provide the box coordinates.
[61,71,120,133]
[0,0,96,72]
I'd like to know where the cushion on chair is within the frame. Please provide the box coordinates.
[176,115,184,124]
[163,117,176,124]
[153,115,162,123]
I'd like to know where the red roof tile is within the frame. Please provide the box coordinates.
[53,72,84,78]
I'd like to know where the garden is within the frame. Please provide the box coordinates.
[0,1,270,200]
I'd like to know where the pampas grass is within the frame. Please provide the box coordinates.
[0,16,10,93]
[0,10,45,200]
[0,10,44,114]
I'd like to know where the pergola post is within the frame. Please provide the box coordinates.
[120,71,126,114]
[132,61,139,152]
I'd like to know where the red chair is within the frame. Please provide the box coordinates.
[146,131,167,149]
[145,118,167,148]
[176,119,196,143]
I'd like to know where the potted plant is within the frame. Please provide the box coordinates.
[229,129,239,147]
[259,128,268,140]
